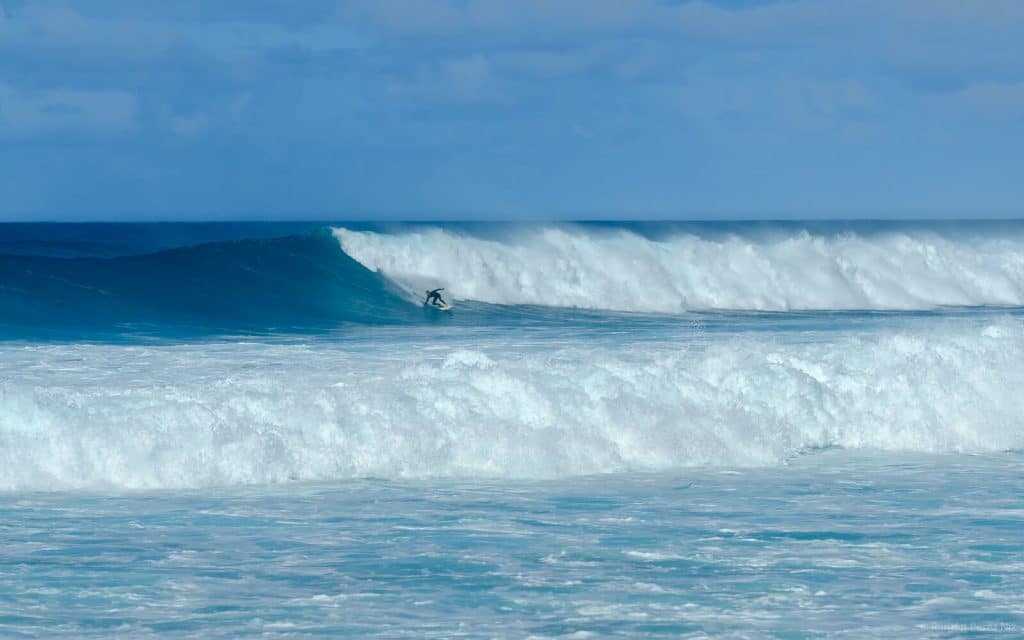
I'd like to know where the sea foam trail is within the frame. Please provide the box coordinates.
[334,225,1024,312]
[1,321,1022,490]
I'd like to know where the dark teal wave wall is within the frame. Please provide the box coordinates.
[0,230,416,338]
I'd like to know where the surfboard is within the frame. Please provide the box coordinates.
[437,303,452,311]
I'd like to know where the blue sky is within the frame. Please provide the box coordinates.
[1,0,1022,220]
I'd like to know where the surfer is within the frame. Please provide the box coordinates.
[424,288,447,307]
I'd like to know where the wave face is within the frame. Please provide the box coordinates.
[335,223,1024,312]
[2,319,1022,490]
[6,221,1024,340]
[0,230,415,337]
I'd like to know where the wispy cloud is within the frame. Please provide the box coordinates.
[0,83,138,136]
[954,81,1024,119]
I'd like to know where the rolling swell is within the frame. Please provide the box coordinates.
[0,230,414,338]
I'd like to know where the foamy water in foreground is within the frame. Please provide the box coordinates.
[2,316,1023,490]
[2,452,1021,638]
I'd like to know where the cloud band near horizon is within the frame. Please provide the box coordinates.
[1,0,1022,220]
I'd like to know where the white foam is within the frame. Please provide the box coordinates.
[1,320,1022,490]
[334,226,1024,311]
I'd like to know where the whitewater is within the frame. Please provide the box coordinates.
[2,317,1023,491]
[1,221,1022,638]
[335,222,1024,311]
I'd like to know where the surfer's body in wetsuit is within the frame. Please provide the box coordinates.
[424,288,447,307]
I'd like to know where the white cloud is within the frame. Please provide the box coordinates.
[668,73,878,139]
[338,0,1024,88]
[337,0,854,46]
[388,54,499,103]
[0,4,179,65]
[444,54,493,100]
[953,82,1024,119]
[169,113,210,137]
[0,4,361,74]
[0,83,138,136]
[494,48,602,79]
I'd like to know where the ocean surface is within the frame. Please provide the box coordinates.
[1,221,1022,638]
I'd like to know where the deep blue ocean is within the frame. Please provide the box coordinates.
[1,221,1022,638]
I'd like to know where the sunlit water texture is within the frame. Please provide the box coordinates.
[1,452,1022,638]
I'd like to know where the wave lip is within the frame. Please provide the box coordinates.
[334,224,1024,312]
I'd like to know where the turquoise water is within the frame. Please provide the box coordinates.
[2,452,1021,638]
[2,222,1023,637]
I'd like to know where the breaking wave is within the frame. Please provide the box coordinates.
[6,221,1024,340]
[335,223,1024,312]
